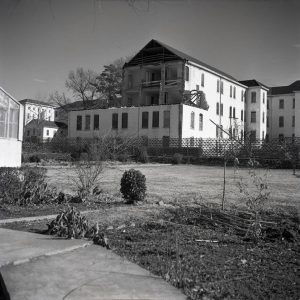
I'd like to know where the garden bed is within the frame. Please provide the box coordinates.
[1,204,299,300]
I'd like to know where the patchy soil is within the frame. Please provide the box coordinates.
[2,204,299,300]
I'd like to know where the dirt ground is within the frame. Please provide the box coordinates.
[1,162,299,299]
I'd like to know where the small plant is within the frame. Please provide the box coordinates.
[0,168,22,203]
[29,154,41,163]
[172,153,183,164]
[46,206,90,238]
[237,160,271,241]
[135,147,149,163]
[0,167,56,205]
[120,169,147,204]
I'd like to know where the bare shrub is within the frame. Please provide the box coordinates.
[237,160,271,240]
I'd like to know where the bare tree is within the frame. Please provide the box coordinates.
[65,68,99,107]
[49,91,72,108]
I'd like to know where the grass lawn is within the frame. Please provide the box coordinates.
[45,162,300,209]
[0,162,299,299]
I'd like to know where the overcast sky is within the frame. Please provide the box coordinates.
[1,0,299,101]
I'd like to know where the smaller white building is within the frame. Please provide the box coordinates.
[25,119,58,142]
[0,87,23,167]
[19,99,56,126]
[239,80,268,140]
[68,104,211,146]
[267,81,300,140]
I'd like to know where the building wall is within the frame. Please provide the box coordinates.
[23,103,55,125]
[267,93,297,139]
[295,92,300,137]
[245,87,267,139]
[43,127,58,140]
[0,139,22,167]
[0,87,23,167]
[184,62,246,138]
[68,105,182,139]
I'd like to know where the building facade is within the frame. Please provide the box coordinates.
[24,119,58,142]
[66,40,299,143]
[239,80,268,140]
[19,99,56,126]
[267,81,300,140]
[68,40,248,142]
[0,87,23,167]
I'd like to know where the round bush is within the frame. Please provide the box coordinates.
[120,169,146,204]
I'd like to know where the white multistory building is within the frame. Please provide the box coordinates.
[19,99,56,126]
[267,81,300,140]
[66,40,299,144]
[68,40,248,144]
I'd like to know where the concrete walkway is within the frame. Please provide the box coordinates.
[0,228,186,300]
[0,209,100,225]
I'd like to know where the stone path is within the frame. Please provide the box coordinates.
[0,228,186,300]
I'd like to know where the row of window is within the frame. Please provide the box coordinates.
[276,116,295,128]
[267,98,296,110]
[190,112,204,131]
[76,111,173,131]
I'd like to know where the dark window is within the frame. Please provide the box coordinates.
[241,110,244,121]
[152,111,159,128]
[293,98,295,109]
[94,114,99,130]
[27,130,30,136]
[112,113,118,129]
[233,107,236,118]
[185,66,189,81]
[128,74,133,88]
[244,111,247,122]
[230,86,232,98]
[196,84,199,91]
[76,115,82,131]
[251,111,256,123]
[151,95,159,105]
[201,73,204,87]
[164,92,168,104]
[127,97,133,107]
[220,103,223,116]
[220,81,224,94]
[251,92,256,103]
[233,86,236,99]
[265,134,269,142]
[142,112,149,128]
[241,90,244,101]
[122,113,128,129]
[163,110,170,128]
[263,93,265,104]
[292,116,295,127]
[229,106,232,118]
[279,99,284,109]
[262,112,265,123]
[199,113,203,131]
[279,134,284,141]
[46,130,49,136]
[267,99,269,109]
[85,115,91,130]
[250,130,256,141]
[216,103,219,115]
[279,116,284,127]
[190,111,195,129]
